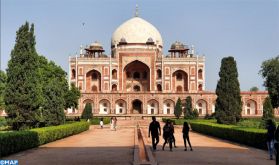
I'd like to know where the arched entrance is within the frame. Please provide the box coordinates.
[172,70,188,92]
[86,70,101,92]
[124,60,150,92]
[132,99,142,114]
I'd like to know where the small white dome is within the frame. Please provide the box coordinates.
[91,41,102,47]
[111,17,163,47]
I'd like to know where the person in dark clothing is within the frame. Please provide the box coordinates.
[182,121,193,151]
[275,125,279,164]
[162,120,174,151]
[148,116,161,151]
[170,121,177,148]
[266,119,276,160]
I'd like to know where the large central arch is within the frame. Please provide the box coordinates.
[124,60,150,92]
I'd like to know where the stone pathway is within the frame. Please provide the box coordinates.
[4,120,276,165]
[4,121,136,165]
[140,120,275,165]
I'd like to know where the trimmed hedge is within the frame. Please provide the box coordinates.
[90,117,110,125]
[189,121,267,150]
[0,122,90,157]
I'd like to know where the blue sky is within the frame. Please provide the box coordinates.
[1,0,279,91]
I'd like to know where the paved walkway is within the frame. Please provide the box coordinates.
[4,120,136,165]
[140,121,275,165]
[4,120,276,165]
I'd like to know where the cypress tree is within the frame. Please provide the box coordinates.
[0,70,7,110]
[4,22,43,130]
[260,96,274,128]
[184,96,193,119]
[174,98,182,119]
[215,56,242,124]
[81,103,93,120]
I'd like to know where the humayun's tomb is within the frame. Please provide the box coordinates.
[65,13,278,118]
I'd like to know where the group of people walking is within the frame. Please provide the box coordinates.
[148,116,193,152]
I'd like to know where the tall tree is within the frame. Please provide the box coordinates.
[262,97,274,120]
[65,83,81,109]
[81,103,93,120]
[174,98,182,119]
[0,70,7,110]
[260,55,279,108]
[38,56,68,126]
[260,97,275,128]
[184,96,193,119]
[215,56,242,124]
[4,22,43,130]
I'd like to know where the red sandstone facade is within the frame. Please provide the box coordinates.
[66,16,277,118]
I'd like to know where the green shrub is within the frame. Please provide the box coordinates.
[204,112,216,119]
[174,98,182,119]
[236,119,261,128]
[32,121,89,145]
[192,109,199,118]
[0,126,11,131]
[0,117,7,127]
[90,117,110,125]
[0,122,90,157]
[81,103,93,120]
[0,131,38,157]
[189,121,267,149]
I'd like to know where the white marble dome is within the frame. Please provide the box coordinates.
[111,17,163,47]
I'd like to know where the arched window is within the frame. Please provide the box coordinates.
[157,69,162,79]
[157,84,162,92]
[92,85,97,92]
[151,103,155,107]
[112,84,117,91]
[198,84,202,91]
[177,86,182,92]
[133,72,140,79]
[134,85,140,92]
[198,103,202,114]
[198,69,203,79]
[176,73,182,80]
[112,69,117,79]
[71,69,76,79]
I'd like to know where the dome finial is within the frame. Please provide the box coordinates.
[135,4,139,17]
